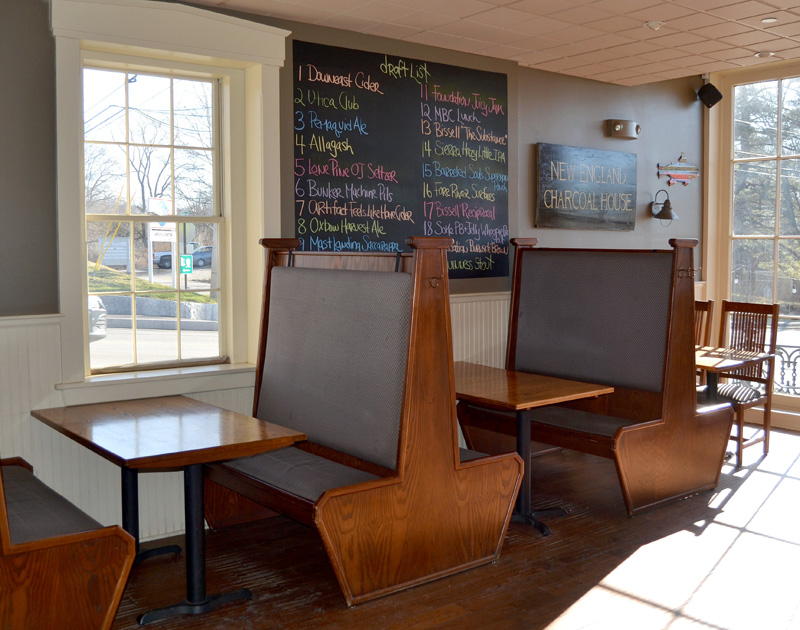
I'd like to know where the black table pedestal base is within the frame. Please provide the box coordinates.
[512,507,569,536]
[135,544,181,565]
[137,588,253,625]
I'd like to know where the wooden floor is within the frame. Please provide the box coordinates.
[112,429,800,630]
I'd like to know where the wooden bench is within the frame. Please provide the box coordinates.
[204,236,522,606]
[0,457,134,629]
[458,238,734,516]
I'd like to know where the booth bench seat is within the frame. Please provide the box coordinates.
[458,238,733,515]
[0,457,134,629]
[205,237,522,606]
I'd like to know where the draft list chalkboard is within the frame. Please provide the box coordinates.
[293,41,509,278]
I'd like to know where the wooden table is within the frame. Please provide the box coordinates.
[32,395,305,625]
[695,346,774,402]
[453,361,613,534]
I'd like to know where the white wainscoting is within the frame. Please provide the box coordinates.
[0,294,509,540]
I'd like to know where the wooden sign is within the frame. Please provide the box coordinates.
[535,143,637,231]
[293,41,510,278]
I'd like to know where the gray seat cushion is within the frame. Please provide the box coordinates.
[225,446,490,502]
[225,447,381,503]
[2,465,102,545]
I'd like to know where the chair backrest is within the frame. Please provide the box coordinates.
[695,300,714,347]
[255,266,412,471]
[509,247,674,393]
[718,300,780,384]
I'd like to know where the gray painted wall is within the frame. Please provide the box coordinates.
[0,0,59,316]
[0,1,704,314]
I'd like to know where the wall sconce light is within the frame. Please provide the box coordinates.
[607,119,641,139]
[651,189,678,223]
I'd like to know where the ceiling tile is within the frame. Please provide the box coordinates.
[678,40,737,54]
[463,6,539,27]
[589,0,662,16]
[214,0,800,86]
[708,1,781,20]
[390,11,458,29]
[507,0,581,16]
[346,2,415,21]
[588,15,644,33]
[648,31,707,48]
[720,29,782,46]
[543,25,607,43]
[546,5,616,25]
[735,10,800,28]
[361,22,423,37]
[690,21,752,37]
[766,21,800,36]
[626,4,697,22]
[671,0,736,10]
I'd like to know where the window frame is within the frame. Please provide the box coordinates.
[50,0,288,402]
[710,60,800,421]
[82,58,227,373]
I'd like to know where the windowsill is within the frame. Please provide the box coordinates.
[56,362,256,406]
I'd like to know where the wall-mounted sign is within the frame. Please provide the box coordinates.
[293,41,510,278]
[657,152,700,186]
[179,254,193,275]
[535,143,637,231]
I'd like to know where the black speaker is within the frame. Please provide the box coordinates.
[698,83,723,108]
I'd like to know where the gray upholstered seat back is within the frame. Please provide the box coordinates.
[513,249,673,393]
[256,267,413,470]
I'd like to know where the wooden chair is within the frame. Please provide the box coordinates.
[695,300,714,347]
[204,237,522,606]
[695,300,714,385]
[0,457,135,629]
[714,300,779,467]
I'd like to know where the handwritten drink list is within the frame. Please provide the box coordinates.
[293,41,509,278]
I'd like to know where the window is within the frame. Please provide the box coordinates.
[730,76,800,397]
[83,67,222,372]
[51,0,287,395]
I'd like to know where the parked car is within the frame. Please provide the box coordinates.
[153,246,212,269]
[153,250,173,269]
[88,295,107,342]
[192,246,212,267]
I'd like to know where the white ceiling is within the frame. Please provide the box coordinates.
[187,0,800,85]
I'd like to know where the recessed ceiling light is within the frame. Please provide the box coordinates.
[643,21,666,31]
[754,51,776,58]
[761,17,779,24]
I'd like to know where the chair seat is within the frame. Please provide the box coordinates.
[716,382,764,405]
[3,465,102,545]
[225,446,381,503]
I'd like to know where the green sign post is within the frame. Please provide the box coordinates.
[179,254,193,275]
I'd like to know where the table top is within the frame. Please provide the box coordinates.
[453,361,614,412]
[695,346,773,374]
[31,395,306,470]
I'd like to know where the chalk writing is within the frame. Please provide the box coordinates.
[294,41,509,278]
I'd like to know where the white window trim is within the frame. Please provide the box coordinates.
[708,60,800,425]
[51,0,288,400]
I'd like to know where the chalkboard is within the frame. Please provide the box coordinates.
[535,143,637,231]
[293,41,509,278]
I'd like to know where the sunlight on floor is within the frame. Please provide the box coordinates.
[546,434,800,630]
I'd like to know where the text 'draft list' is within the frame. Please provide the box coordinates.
[293,41,509,278]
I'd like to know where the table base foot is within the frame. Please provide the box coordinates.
[135,544,181,565]
[137,588,253,625]
[512,507,570,537]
